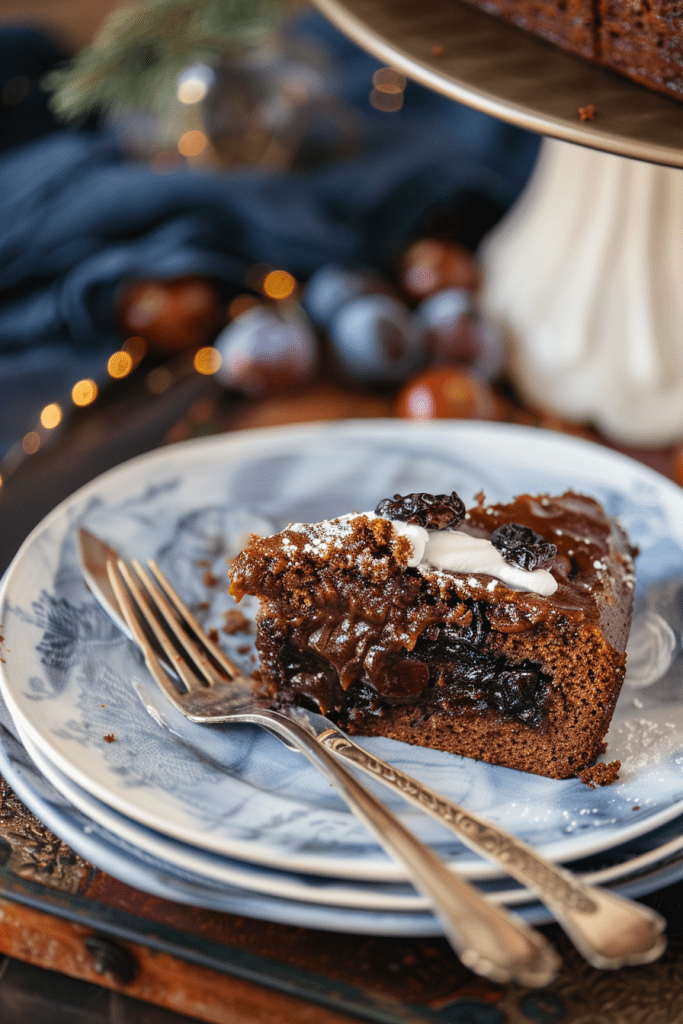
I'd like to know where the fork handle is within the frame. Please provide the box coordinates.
[255,708,558,987]
[315,728,666,970]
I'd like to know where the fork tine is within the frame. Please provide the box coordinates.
[130,558,228,689]
[116,558,206,693]
[146,558,246,681]
[105,558,198,711]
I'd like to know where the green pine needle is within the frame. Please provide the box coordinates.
[44,0,282,122]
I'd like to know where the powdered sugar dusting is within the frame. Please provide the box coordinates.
[610,715,680,774]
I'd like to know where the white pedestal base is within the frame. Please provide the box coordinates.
[480,138,683,446]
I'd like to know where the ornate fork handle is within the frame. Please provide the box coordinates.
[252,708,558,988]
[315,729,666,970]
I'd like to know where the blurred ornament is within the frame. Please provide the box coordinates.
[116,276,223,353]
[414,289,506,381]
[214,302,317,396]
[328,294,427,386]
[201,37,361,171]
[395,366,497,420]
[400,239,481,300]
[302,264,391,330]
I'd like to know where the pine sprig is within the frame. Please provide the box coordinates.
[44,0,282,122]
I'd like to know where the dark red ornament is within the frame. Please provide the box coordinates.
[117,276,223,353]
[400,239,481,300]
[395,366,497,421]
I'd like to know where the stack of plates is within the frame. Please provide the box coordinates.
[2,420,683,936]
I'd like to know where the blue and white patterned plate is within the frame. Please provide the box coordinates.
[17,717,683,916]
[4,687,683,935]
[2,420,683,882]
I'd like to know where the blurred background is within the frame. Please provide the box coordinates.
[0,0,556,575]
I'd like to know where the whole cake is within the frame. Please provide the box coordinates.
[462,0,683,103]
[229,490,636,779]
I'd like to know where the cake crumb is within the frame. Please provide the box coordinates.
[431,44,444,56]
[579,760,620,788]
[207,627,220,643]
[223,609,251,634]
[103,733,116,744]
[202,568,219,587]
[578,104,597,121]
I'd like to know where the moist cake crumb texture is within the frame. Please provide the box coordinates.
[229,491,636,780]
[579,759,621,788]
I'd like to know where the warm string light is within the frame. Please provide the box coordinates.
[8,300,231,469]
[145,366,174,394]
[40,403,62,429]
[22,431,41,455]
[123,335,148,362]
[262,270,297,301]
[193,347,222,375]
[8,334,149,465]
[108,350,134,379]
[72,379,98,406]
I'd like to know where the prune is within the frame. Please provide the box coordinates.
[374,491,465,530]
[490,522,557,571]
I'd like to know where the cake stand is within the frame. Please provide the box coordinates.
[312,0,683,445]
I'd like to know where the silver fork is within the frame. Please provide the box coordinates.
[93,539,666,977]
[100,552,558,988]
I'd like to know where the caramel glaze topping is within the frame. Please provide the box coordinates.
[460,492,635,649]
[229,493,635,722]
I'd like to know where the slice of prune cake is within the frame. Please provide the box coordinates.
[229,490,636,779]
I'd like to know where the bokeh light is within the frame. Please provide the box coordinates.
[145,367,173,394]
[176,64,214,105]
[123,335,149,362]
[178,130,208,157]
[22,431,41,455]
[370,90,404,112]
[263,270,296,300]
[108,350,134,379]
[40,403,62,429]
[405,385,436,419]
[193,347,222,375]
[72,379,98,406]
[372,68,406,94]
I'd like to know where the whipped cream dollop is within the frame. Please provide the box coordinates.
[365,513,558,596]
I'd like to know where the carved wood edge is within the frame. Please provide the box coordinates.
[0,775,90,895]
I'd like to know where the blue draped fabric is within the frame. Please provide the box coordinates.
[0,15,540,455]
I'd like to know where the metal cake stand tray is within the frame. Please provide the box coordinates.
[313,0,683,446]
